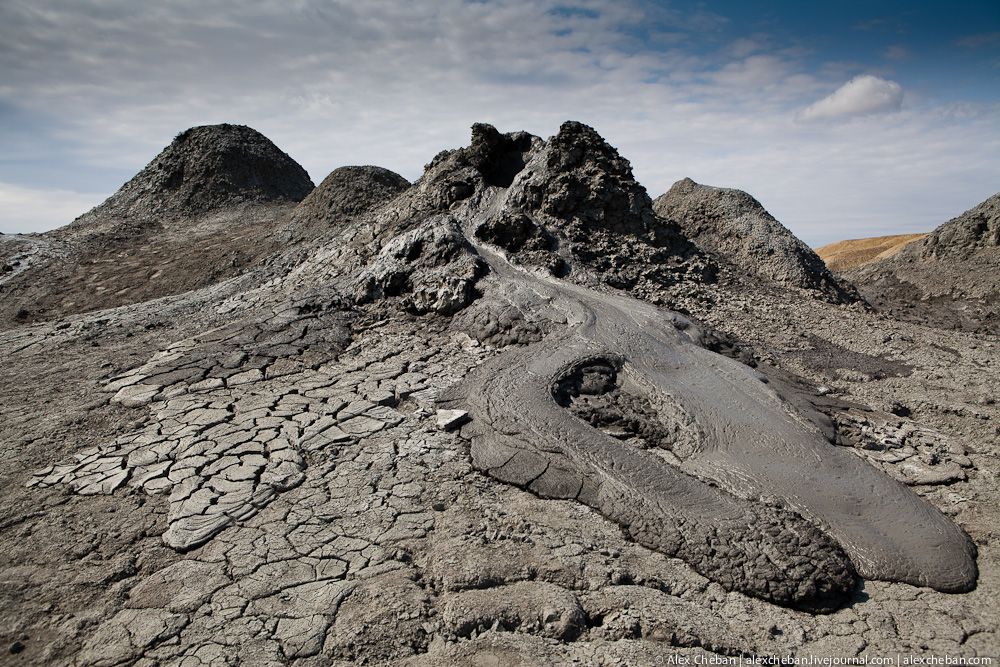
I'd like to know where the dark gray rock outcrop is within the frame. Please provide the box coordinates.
[470,122,714,295]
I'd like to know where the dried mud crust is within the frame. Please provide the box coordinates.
[0,204,304,329]
[554,358,693,455]
[6,304,996,664]
[547,356,859,611]
[441,233,974,605]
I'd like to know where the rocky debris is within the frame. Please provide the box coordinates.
[653,177,858,302]
[3,120,998,664]
[556,359,700,458]
[846,192,1000,333]
[914,193,1000,259]
[66,124,313,225]
[435,409,469,431]
[829,407,973,486]
[507,121,659,238]
[476,122,715,297]
[353,216,488,314]
[449,295,549,348]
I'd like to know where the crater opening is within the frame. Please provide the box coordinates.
[470,124,534,188]
[552,357,698,459]
[480,132,533,187]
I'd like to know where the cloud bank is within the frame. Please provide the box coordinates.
[0,1,998,246]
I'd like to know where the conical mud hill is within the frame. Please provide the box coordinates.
[654,177,858,303]
[74,123,314,224]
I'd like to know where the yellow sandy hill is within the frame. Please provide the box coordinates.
[816,233,927,272]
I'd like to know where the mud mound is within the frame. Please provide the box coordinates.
[847,193,1000,333]
[287,166,410,243]
[467,122,712,300]
[915,192,1000,259]
[508,121,658,237]
[0,125,319,328]
[293,166,409,226]
[816,233,927,272]
[653,178,857,302]
[67,124,313,225]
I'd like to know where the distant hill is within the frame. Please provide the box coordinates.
[846,193,1000,333]
[62,123,314,233]
[816,233,927,272]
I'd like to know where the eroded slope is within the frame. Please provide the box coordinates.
[0,125,315,329]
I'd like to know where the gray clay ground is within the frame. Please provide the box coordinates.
[1,122,997,665]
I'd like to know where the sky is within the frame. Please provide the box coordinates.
[0,1,998,246]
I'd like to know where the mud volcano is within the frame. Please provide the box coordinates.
[30,122,976,611]
[7,121,992,664]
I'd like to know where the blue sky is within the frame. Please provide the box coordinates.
[1,0,998,245]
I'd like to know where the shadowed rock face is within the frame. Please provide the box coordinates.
[653,178,858,303]
[27,122,977,618]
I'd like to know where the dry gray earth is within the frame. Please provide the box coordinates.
[1,122,997,666]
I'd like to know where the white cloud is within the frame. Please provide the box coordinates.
[0,183,102,233]
[799,75,903,122]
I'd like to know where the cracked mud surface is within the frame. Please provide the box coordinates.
[1,122,998,665]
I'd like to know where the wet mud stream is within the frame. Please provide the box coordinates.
[443,191,977,610]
